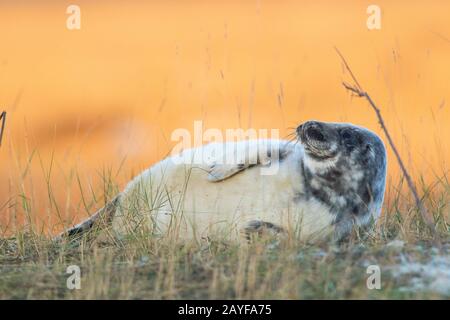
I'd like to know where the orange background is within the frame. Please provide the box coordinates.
[0,1,449,232]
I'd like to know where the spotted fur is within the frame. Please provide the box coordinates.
[58,121,387,243]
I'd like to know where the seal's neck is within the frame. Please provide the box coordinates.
[303,152,340,176]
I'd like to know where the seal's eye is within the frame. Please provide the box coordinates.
[341,129,356,151]
[341,131,352,140]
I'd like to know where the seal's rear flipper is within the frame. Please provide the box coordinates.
[54,195,120,242]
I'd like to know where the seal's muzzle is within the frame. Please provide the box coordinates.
[297,121,338,159]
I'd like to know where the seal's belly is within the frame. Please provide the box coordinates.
[114,158,335,241]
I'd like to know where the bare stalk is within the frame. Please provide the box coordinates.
[0,111,6,147]
[334,47,437,237]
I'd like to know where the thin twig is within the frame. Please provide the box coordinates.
[0,111,6,147]
[334,47,437,237]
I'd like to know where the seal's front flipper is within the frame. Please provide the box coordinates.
[207,162,252,182]
[240,220,286,242]
[206,140,289,182]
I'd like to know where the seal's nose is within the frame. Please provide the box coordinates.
[302,121,325,142]
[297,121,319,135]
[303,121,320,130]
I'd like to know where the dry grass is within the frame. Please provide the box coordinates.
[0,165,448,299]
[1,0,449,300]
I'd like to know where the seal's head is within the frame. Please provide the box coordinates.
[297,120,387,240]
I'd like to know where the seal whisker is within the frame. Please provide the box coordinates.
[57,120,387,245]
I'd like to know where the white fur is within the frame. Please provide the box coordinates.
[303,154,339,174]
[111,140,335,242]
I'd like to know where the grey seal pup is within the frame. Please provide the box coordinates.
[59,120,387,243]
